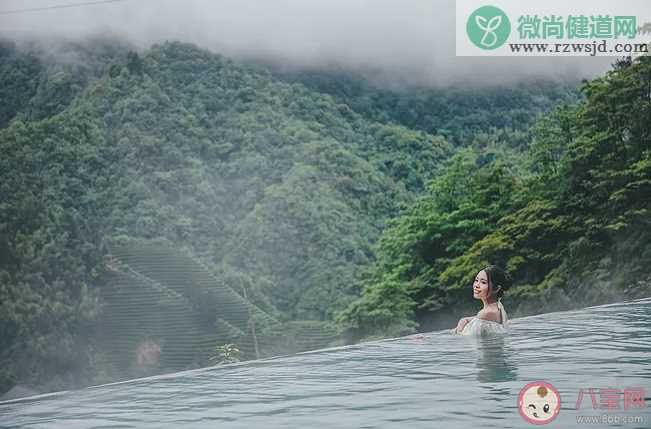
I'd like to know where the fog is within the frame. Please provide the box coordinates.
[0,0,618,87]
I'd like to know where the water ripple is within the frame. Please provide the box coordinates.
[2,298,651,428]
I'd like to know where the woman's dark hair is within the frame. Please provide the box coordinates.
[481,265,512,300]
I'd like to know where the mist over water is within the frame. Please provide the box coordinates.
[0,0,615,87]
[2,298,650,428]
[2,1,650,421]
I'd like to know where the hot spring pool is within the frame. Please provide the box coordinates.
[2,298,650,428]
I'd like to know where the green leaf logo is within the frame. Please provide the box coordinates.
[467,5,511,50]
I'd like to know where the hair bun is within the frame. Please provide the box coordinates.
[482,265,511,297]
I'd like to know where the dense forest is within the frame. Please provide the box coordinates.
[338,56,651,339]
[1,38,649,396]
[273,68,579,145]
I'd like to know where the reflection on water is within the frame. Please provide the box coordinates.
[1,298,650,429]
[474,335,517,384]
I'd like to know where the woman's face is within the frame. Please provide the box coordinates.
[473,270,490,299]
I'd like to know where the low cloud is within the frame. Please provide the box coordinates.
[0,0,617,86]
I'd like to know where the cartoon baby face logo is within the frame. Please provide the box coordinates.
[518,381,561,425]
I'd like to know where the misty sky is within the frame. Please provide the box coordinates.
[0,0,626,87]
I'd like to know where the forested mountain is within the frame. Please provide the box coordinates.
[273,68,581,145]
[1,39,450,393]
[338,56,651,340]
[2,38,645,396]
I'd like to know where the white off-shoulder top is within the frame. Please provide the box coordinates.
[456,300,509,336]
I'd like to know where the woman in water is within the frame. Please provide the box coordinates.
[454,265,511,335]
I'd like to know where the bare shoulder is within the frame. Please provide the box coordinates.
[476,308,501,323]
